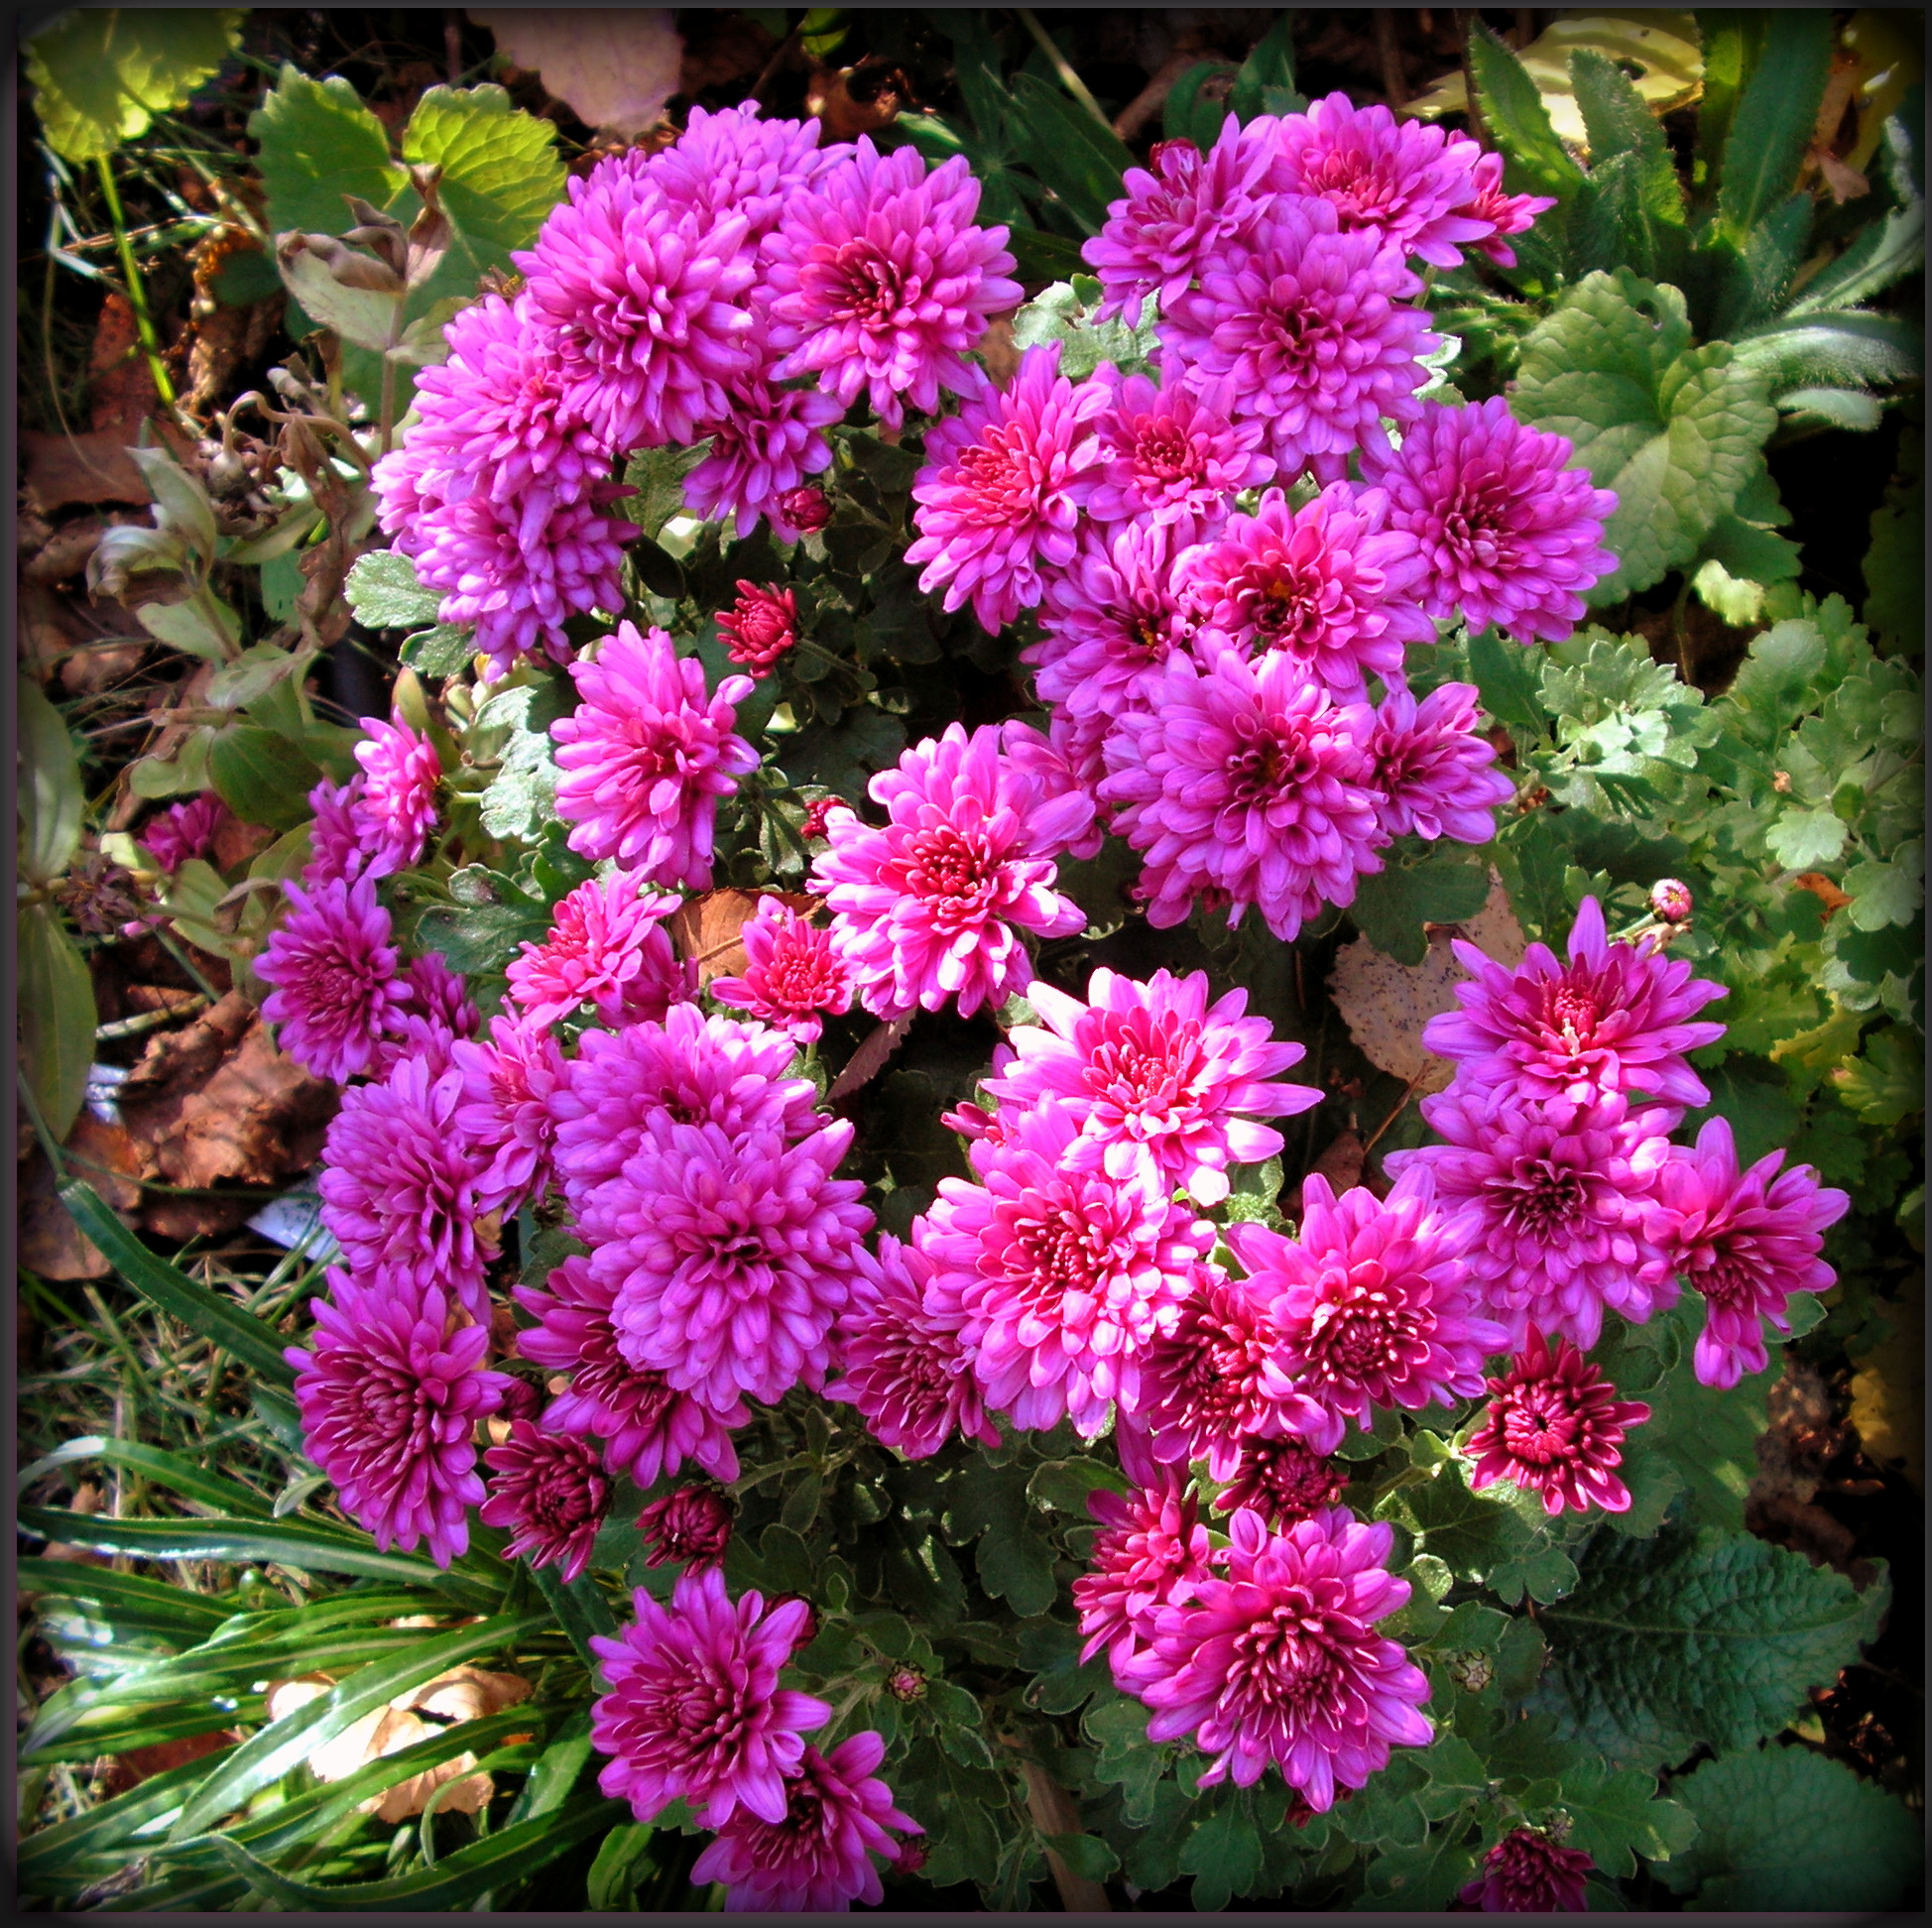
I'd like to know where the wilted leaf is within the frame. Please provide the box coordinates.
[667,889,818,986]
[470,9,683,137]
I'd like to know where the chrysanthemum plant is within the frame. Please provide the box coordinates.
[28,15,1921,1915]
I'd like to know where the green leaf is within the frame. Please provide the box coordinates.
[401,623,475,677]
[1532,1525,1888,1769]
[1513,271,1778,600]
[1347,846,1492,964]
[251,64,407,243]
[1376,1459,1541,1594]
[1230,11,1301,120]
[1465,22,1589,203]
[1552,1758,1697,1877]
[26,9,242,162]
[19,1556,230,1640]
[1179,1796,1266,1906]
[18,677,85,885]
[1763,805,1849,870]
[1569,50,1687,283]
[1716,11,1834,243]
[1468,627,1549,735]
[585,1821,660,1910]
[60,1181,298,1383]
[1835,1025,1924,1128]
[402,84,564,272]
[1042,1830,1119,1883]
[1657,1744,1923,1910]
[273,237,402,351]
[1010,280,1157,380]
[944,1464,1060,1619]
[1006,71,1132,235]
[208,724,325,832]
[19,905,95,1143]
[1357,1821,1479,1909]
[1843,839,1924,930]
[19,1435,272,1520]
[345,548,443,631]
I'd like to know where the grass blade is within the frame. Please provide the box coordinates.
[21,1434,275,1518]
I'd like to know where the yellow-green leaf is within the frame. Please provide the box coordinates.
[26,9,243,162]
[18,904,95,1143]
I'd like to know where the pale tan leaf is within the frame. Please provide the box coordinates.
[470,10,683,137]
[668,888,818,986]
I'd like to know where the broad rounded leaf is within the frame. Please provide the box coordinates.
[27,9,242,161]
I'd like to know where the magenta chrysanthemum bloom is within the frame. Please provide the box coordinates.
[1422,897,1728,1124]
[351,711,441,877]
[781,485,831,535]
[1124,1505,1432,1803]
[1073,1484,1218,1672]
[140,791,229,873]
[1161,196,1434,475]
[551,621,760,885]
[451,1015,566,1214]
[1084,366,1272,538]
[904,341,1106,635]
[824,1233,1000,1460]
[1230,1170,1509,1452]
[763,137,1021,429]
[710,900,853,1041]
[1359,398,1618,643]
[302,776,366,889]
[1100,644,1384,940]
[1640,1117,1850,1388]
[684,371,844,541]
[584,1116,875,1413]
[716,581,799,671]
[917,1102,1216,1437]
[516,158,759,451]
[1394,1091,1675,1352]
[1212,1435,1348,1528]
[1460,1828,1593,1912]
[371,951,481,1080]
[808,721,1090,1021]
[648,102,833,241]
[1274,92,1493,268]
[1178,483,1432,698]
[638,1485,735,1571]
[1456,151,1557,270]
[1083,117,1286,324]
[479,1418,611,1582]
[1368,680,1514,844]
[997,717,1106,861]
[288,1271,509,1567]
[690,1732,920,1913]
[516,1256,744,1487]
[257,873,410,1084]
[548,1005,819,1207]
[983,968,1317,1206]
[1465,1326,1649,1516]
[505,875,690,1029]
[1133,1266,1331,1479]
[590,1566,830,1828]
[316,1051,497,1318]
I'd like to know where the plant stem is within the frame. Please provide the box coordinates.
[93,154,180,414]
[1016,8,1112,130]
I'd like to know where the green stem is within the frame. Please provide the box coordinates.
[93,154,179,413]
[1016,7,1113,130]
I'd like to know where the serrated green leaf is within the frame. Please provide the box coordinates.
[1570,49,1687,283]
[27,8,242,162]
[19,904,94,1143]
[402,84,564,271]
[1552,1758,1697,1876]
[1347,846,1492,964]
[1843,840,1924,930]
[345,548,443,631]
[252,64,407,243]
[1763,806,1849,870]
[1834,1024,1924,1127]
[1467,628,1548,735]
[1462,23,1589,203]
[1356,1810,1477,1907]
[1180,1796,1266,1903]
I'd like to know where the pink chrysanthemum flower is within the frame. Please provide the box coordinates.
[351,712,441,877]
[516,159,759,451]
[139,792,230,873]
[1422,897,1728,1124]
[916,1102,1216,1437]
[1179,483,1433,699]
[590,1566,830,1827]
[1368,681,1514,844]
[1083,117,1287,324]
[516,1256,745,1487]
[302,776,366,889]
[505,874,691,1029]
[710,900,853,1041]
[1394,1091,1675,1352]
[1161,196,1434,476]
[1124,1505,1432,1802]
[370,951,481,1080]
[1640,1117,1850,1388]
[1359,398,1618,643]
[548,1005,819,1207]
[1133,1266,1332,1479]
[585,1117,876,1413]
[1212,1435,1348,1528]
[808,721,1090,1021]
[648,102,833,242]
[638,1485,736,1571]
[763,137,1021,429]
[289,1271,509,1567]
[1460,1828,1594,1912]
[1274,92,1494,268]
[551,621,760,885]
[257,874,410,1084]
[716,581,799,671]
[451,1015,567,1214]
[683,371,844,541]
[905,341,1107,636]
[1085,366,1272,538]
[997,716,1106,860]
[1100,644,1384,940]
[1465,1327,1649,1516]
[691,1732,921,1913]
[316,1051,497,1319]
[1073,1484,1219,1672]
[1230,1170,1509,1452]
[1455,152,1557,270]
[479,1418,611,1582]
[983,968,1318,1206]
[824,1233,1000,1459]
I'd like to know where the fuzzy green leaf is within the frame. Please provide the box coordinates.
[345,549,443,631]
[1715,11,1833,242]
[1466,23,1588,203]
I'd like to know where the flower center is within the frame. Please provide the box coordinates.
[1086,1024,1193,1121]
[1233,1599,1348,1718]
[905,824,998,911]
[1226,721,1315,805]
[1302,1262,1425,1383]
[1500,1383,1585,1464]
[1134,421,1199,484]
[823,239,909,324]
[1496,1154,1591,1235]
[955,431,1040,524]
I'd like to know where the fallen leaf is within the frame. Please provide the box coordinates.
[100,1727,240,1798]
[828,1018,910,1103]
[18,1117,144,1279]
[1793,872,1853,919]
[806,61,903,140]
[470,9,682,135]
[668,889,818,986]
[1287,1128,1367,1215]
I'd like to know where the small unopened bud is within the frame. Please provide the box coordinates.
[894,1842,928,1876]
[779,485,831,535]
[886,1665,926,1703]
[1649,878,1693,925]
[1447,1650,1495,1694]
[799,795,844,842]
[1147,137,1199,177]
[638,1486,735,1570]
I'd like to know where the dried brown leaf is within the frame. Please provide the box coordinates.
[470,9,683,135]
[668,889,818,987]
[18,1117,144,1279]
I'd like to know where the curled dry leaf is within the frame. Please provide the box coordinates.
[18,1115,144,1279]
[668,888,818,986]
[470,9,682,137]
[1327,871,1525,1093]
